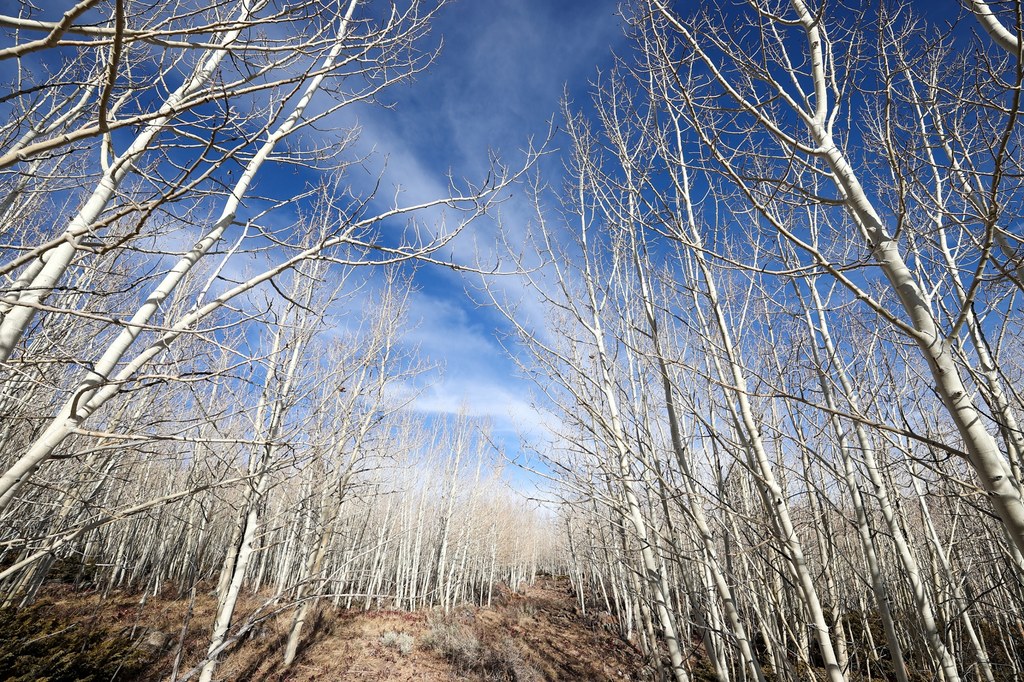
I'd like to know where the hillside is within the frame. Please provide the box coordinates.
[0,578,648,681]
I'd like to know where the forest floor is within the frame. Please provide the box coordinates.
[0,576,652,681]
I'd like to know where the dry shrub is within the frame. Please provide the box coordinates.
[422,617,482,671]
[380,629,415,655]
[422,613,541,681]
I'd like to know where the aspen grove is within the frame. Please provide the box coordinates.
[3,1,1024,681]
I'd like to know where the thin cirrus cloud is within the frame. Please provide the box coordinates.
[328,0,623,445]
[394,287,557,439]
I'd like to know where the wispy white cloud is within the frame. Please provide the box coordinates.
[286,0,622,489]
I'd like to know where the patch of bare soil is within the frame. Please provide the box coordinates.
[0,578,647,681]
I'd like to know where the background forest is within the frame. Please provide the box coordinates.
[2,1,1024,681]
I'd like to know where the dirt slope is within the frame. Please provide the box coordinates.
[0,577,649,681]
[217,577,647,681]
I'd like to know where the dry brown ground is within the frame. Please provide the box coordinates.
[0,577,649,681]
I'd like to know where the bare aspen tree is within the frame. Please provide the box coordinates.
[483,4,1024,681]
[0,0,265,356]
[647,0,1024,559]
[581,66,768,681]
[282,274,412,666]
[490,123,714,680]
[0,0,533,518]
[199,263,325,682]
[970,0,1023,56]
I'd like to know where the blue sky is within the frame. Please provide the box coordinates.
[336,0,625,461]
